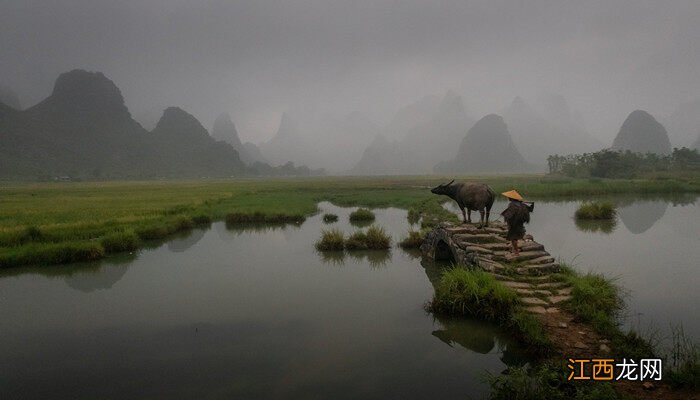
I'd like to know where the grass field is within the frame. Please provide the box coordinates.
[1,174,698,268]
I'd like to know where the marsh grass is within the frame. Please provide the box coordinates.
[484,362,621,400]
[399,229,425,249]
[322,213,338,223]
[349,208,375,222]
[226,212,305,224]
[0,176,697,268]
[407,208,421,225]
[315,229,345,251]
[345,231,368,250]
[0,241,105,268]
[558,265,622,333]
[429,266,520,321]
[666,325,700,389]
[364,226,391,249]
[509,311,551,348]
[344,226,391,250]
[100,230,141,253]
[574,201,616,220]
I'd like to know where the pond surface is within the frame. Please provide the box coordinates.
[447,194,700,342]
[0,202,525,400]
[2,195,698,399]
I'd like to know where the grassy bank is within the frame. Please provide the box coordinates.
[428,266,550,349]
[0,175,698,267]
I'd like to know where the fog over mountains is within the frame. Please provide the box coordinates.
[0,70,317,179]
[2,0,700,178]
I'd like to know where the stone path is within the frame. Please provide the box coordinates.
[421,221,572,315]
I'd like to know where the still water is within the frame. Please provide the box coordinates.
[0,203,524,400]
[1,196,698,399]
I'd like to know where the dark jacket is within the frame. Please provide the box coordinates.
[501,201,532,240]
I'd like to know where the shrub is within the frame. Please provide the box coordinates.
[574,201,616,220]
[429,267,519,320]
[315,229,345,251]
[349,208,375,222]
[100,230,141,253]
[322,213,339,223]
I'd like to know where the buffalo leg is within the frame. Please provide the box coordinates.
[485,210,490,227]
[460,207,468,224]
[466,209,472,223]
[478,210,485,228]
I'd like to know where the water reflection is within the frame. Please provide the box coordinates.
[349,219,374,228]
[0,253,137,293]
[431,316,528,367]
[617,200,668,234]
[317,250,346,266]
[64,263,129,292]
[348,250,392,268]
[574,218,617,234]
[167,228,206,252]
[417,255,529,367]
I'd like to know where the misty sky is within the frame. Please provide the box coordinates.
[2,0,699,143]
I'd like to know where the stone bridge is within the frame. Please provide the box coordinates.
[420,221,572,315]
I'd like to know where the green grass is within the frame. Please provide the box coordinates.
[344,231,369,250]
[315,229,345,251]
[574,201,617,220]
[343,226,392,251]
[667,325,700,389]
[558,265,622,333]
[485,362,622,400]
[510,310,551,348]
[100,230,141,253]
[429,266,520,320]
[322,213,338,223]
[0,241,105,268]
[364,226,392,249]
[0,175,697,267]
[349,208,375,222]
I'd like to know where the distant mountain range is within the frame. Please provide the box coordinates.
[435,114,526,173]
[211,113,267,165]
[349,91,474,175]
[663,99,700,148]
[503,96,602,165]
[0,84,21,110]
[0,69,318,179]
[611,110,672,155]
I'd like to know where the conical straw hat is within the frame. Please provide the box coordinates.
[501,190,524,201]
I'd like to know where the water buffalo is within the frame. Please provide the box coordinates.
[431,180,496,227]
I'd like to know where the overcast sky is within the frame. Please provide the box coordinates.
[2,0,699,143]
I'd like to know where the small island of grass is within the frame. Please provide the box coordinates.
[349,208,375,222]
[315,229,345,251]
[322,213,339,223]
[574,201,616,220]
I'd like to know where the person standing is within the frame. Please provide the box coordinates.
[500,190,534,255]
